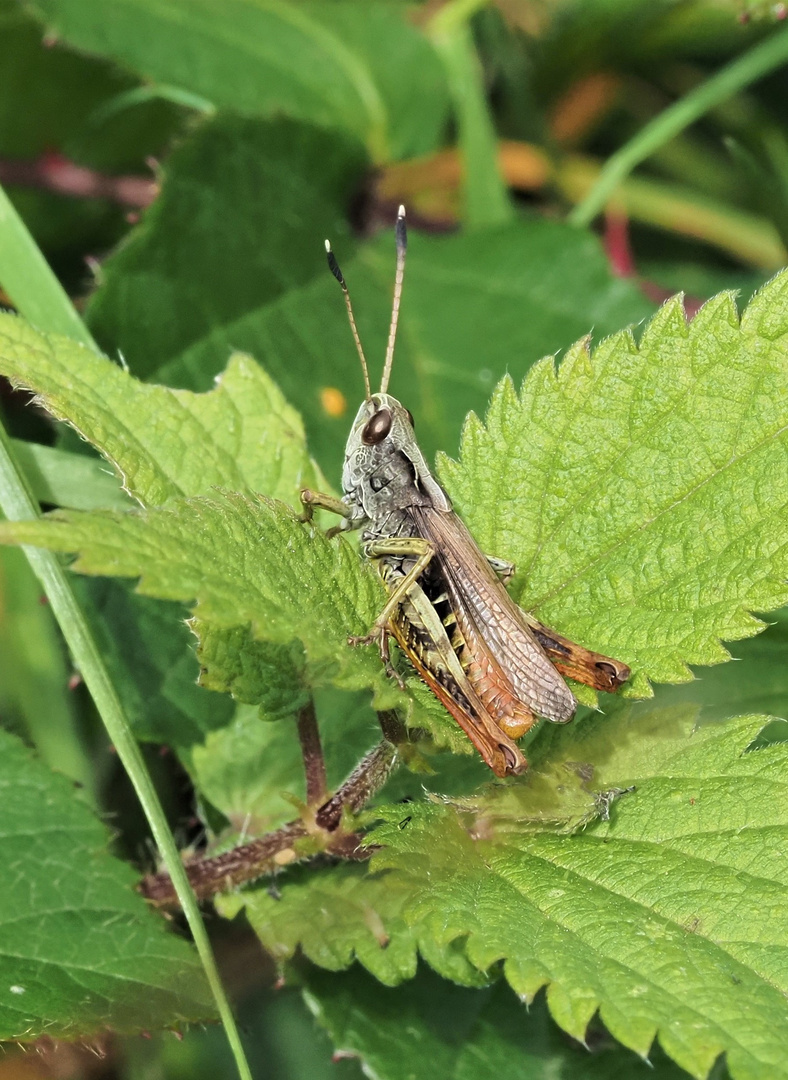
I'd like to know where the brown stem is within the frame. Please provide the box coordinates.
[140,820,308,905]
[376,708,408,745]
[0,153,157,208]
[140,728,401,907]
[314,738,398,831]
[297,699,327,804]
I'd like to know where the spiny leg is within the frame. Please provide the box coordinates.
[349,536,434,648]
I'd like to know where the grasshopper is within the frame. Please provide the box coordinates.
[301,207,630,778]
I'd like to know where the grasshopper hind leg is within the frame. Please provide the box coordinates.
[349,537,434,648]
[486,554,515,586]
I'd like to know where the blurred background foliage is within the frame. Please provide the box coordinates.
[1,0,788,1077]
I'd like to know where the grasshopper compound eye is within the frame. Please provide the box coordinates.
[362,408,393,445]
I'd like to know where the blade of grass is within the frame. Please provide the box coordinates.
[570,27,788,228]
[0,185,252,1080]
[427,0,513,228]
[0,184,97,348]
[11,439,131,511]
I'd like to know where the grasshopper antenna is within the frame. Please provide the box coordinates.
[379,205,407,395]
[325,238,372,402]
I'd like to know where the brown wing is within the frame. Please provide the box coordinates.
[411,506,578,724]
[388,600,527,778]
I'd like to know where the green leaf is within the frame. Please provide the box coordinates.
[0,310,324,743]
[80,114,652,473]
[0,726,213,1039]
[656,606,788,724]
[0,311,328,740]
[194,623,309,721]
[29,0,450,161]
[0,493,396,706]
[365,711,788,1080]
[439,275,788,696]
[0,314,322,508]
[221,701,788,1078]
[219,861,486,990]
[303,965,695,1080]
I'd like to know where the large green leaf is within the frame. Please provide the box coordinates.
[221,706,788,1079]
[0,727,212,1039]
[220,859,487,990]
[440,275,788,696]
[0,314,321,739]
[303,965,695,1080]
[367,711,788,1080]
[225,706,788,1078]
[28,0,449,161]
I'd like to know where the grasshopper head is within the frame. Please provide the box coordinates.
[342,394,451,518]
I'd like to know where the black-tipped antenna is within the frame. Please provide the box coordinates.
[379,205,407,395]
[325,238,372,401]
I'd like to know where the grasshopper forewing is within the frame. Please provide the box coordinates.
[303,207,630,778]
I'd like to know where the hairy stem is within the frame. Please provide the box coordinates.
[297,699,327,804]
[142,728,401,907]
[315,738,399,831]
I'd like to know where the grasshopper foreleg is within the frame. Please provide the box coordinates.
[300,488,359,539]
[349,537,434,649]
[300,488,350,521]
